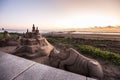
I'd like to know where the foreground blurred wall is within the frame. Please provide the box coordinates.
[0,51,96,80]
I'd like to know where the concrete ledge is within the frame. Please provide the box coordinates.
[0,51,96,80]
[0,51,35,80]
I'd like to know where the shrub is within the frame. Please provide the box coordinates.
[0,32,18,38]
[47,37,68,44]
[47,38,57,43]
[77,45,120,65]
[0,33,3,38]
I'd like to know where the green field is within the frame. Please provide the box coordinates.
[47,37,120,66]
[0,33,3,38]
[0,32,18,38]
[77,45,120,65]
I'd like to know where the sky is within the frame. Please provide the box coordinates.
[0,0,120,30]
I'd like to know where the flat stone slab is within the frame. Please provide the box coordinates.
[0,51,96,80]
[87,77,96,80]
[15,63,86,80]
[0,51,35,80]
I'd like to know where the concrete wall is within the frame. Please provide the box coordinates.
[0,51,96,80]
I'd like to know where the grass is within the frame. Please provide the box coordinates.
[47,37,69,45]
[0,33,4,38]
[0,32,18,38]
[77,45,120,65]
[47,37,120,66]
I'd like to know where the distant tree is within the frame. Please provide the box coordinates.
[94,26,98,28]
[2,28,4,30]
[106,26,112,28]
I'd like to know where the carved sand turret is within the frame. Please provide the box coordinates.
[3,31,11,38]
[12,24,53,58]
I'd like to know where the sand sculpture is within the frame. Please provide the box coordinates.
[2,24,103,79]
[12,24,53,58]
[49,48,103,79]
[3,31,11,38]
[0,31,18,46]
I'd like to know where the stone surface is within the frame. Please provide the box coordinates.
[0,51,35,80]
[0,51,96,80]
[15,63,86,80]
[87,77,97,80]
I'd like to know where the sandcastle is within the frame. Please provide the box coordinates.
[12,24,54,58]
[0,31,19,46]
[3,24,103,79]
